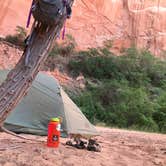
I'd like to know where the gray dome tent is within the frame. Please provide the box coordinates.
[0,70,98,138]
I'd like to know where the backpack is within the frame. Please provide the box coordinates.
[32,0,65,25]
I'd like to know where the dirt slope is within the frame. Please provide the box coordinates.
[0,42,22,70]
[0,127,166,166]
[0,0,166,55]
[0,41,75,87]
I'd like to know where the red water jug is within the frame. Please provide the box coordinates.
[47,118,61,148]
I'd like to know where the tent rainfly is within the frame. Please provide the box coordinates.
[0,70,98,139]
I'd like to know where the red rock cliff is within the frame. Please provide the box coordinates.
[0,0,166,56]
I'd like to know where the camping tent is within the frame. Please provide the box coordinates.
[0,70,98,138]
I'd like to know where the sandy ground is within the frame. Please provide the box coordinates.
[0,127,166,166]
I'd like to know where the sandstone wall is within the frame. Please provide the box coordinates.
[0,0,31,35]
[0,0,165,56]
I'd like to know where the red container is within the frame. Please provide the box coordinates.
[47,118,61,148]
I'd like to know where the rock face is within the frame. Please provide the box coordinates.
[0,0,166,56]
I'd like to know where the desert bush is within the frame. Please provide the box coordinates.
[49,34,76,57]
[70,46,166,133]
[73,80,158,132]
[5,26,27,48]
[153,92,166,133]
[69,56,120,79]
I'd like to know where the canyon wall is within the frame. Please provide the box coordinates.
[0,0,165,56]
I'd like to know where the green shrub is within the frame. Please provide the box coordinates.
[153,92,166,133]
[49,34,76,57]
[70,46,166,133]
[5,26,27,48]
[69,56,121,79]
[69,47,166,87]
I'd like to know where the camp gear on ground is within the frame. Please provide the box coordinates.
[87,139,101,152]
[65,138,101,152]
[75,140,87,149]
[74,137,87,149]
[66,140,73,146]
[0,70,98,139]
[47,118,60,147]
[66,138,87,149]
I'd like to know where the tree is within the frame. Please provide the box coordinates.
[0,0,74,127]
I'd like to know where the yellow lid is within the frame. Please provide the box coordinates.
[51,118,60,122]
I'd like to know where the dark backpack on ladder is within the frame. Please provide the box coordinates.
[32,0,65,25]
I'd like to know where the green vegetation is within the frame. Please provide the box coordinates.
[5,26,27,48]
[69,47,166,133]
[49,34,76,57]
[5,28,165,133]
